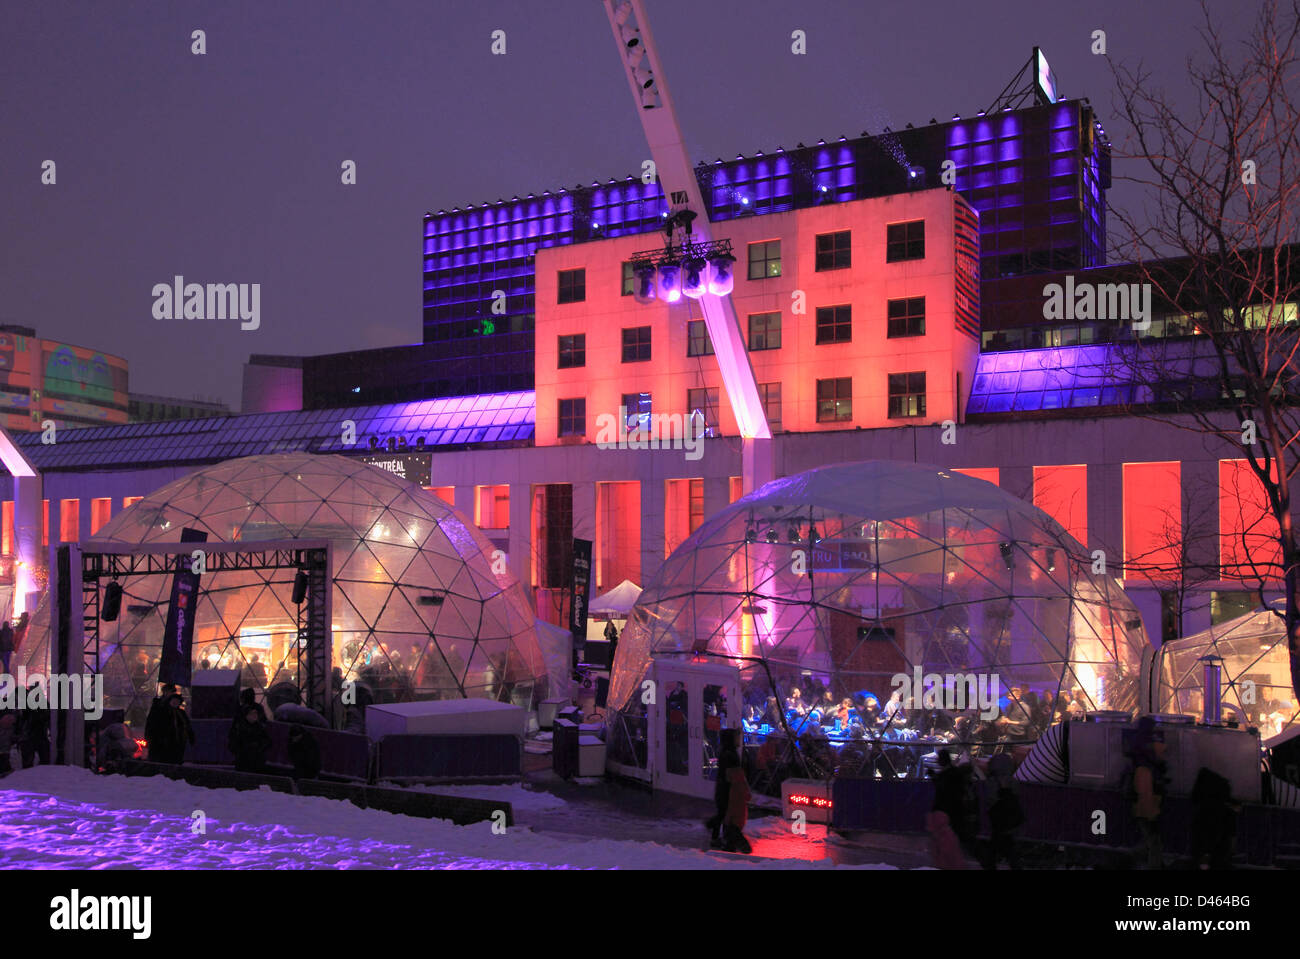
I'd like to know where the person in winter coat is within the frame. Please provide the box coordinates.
[709,728,752,853]
[0,710,16,775]
[16,685,51,768]
[982,753,1025,869]
[929,749,976,868]
[98,722,138,771]
[149,693,194,765]
[0,620,13,672]
[1190,766,1238,869]
[238,687,270,723]
[287,725,321,780]
[1129,715,1168,869]
[227,704,272,773]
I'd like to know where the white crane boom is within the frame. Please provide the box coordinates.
[601,0,773,492]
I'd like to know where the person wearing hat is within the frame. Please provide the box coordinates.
[149,692,194,765]
[228,702,272,773]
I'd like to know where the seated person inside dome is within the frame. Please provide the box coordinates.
[882,690,908,728]
[763,696,783,728]
[784,687,807,716]
[815,689,836,717]
[836,697,857,726]
[859,695,882,730]
[1066,688,1088,720]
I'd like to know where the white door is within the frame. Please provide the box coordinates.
[649,660,741,799]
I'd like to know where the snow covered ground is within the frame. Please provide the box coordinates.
[0,768,897,869]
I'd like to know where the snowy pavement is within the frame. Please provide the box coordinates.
[0,768,897,869]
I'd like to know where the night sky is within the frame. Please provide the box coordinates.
[0,1,1250,409]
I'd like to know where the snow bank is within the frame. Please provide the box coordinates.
[0,768,892,870]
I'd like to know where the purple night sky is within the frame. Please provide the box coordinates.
[0,1,1249,409]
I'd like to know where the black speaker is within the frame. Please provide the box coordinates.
[101,581,123,621]
[595,676,610,709]
[189,669,242,720]
[292,570,308,605]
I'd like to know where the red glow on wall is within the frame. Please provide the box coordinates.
[1219,459,1282,581]
[1123,462,1181,581]
[1034,464,1087,547]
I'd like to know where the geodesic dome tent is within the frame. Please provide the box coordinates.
[607,461,1147,779]
[18,453,545,727]
[1157,601,1298,741]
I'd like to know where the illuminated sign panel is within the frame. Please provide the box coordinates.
[360,452,432,487]
[1034,47,1058,105]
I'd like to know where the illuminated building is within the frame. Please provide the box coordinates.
[0,325,130,432]
[301,97,1108,408]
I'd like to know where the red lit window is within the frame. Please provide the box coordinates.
[1034,464,1088,548]
[91,498,112,535]
[1219,459,1282,581]
[1123,462,1181,581]
[60,499,80,543]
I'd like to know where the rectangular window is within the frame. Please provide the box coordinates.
[815,230,852,271]
[622,326,652,363]
[689,478,704,533]
[123,496,143,509]
[1,501,11,556]
[621,391,652,433]
[886,220,926,262]
[887,372,927,418]
[816,377,852,423]
[90,497,112,535]
[1122,461,1181,581]
[557,268,586,304]
[760,382,782,432]
[60,499,80,543]
[475,485,511,530]
[42,500,48,548]
[621,261,636,296]
[748,312,782,351]
[1219,459,1282,581]
[815,305,852,344]
[557,333,586,369]
[886,296,926,338]
[558,397,586,438]
[686,387,720,437]
[747,240,782,280]
[1033,465,1088,548]
[687,320,714,357]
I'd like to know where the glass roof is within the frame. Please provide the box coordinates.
[9,392,536,472]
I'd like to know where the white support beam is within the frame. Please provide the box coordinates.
[603,0,773,492]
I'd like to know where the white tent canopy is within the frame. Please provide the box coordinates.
[589,579,642,617]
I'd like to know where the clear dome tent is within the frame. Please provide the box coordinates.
[606,461,1148,789]
[18,453,546,728]
[1157,601,1298,742]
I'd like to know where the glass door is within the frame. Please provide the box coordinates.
[650,660,741,798]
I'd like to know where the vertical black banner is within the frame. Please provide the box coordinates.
[158,528,208,689]
[569,538,593,646]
